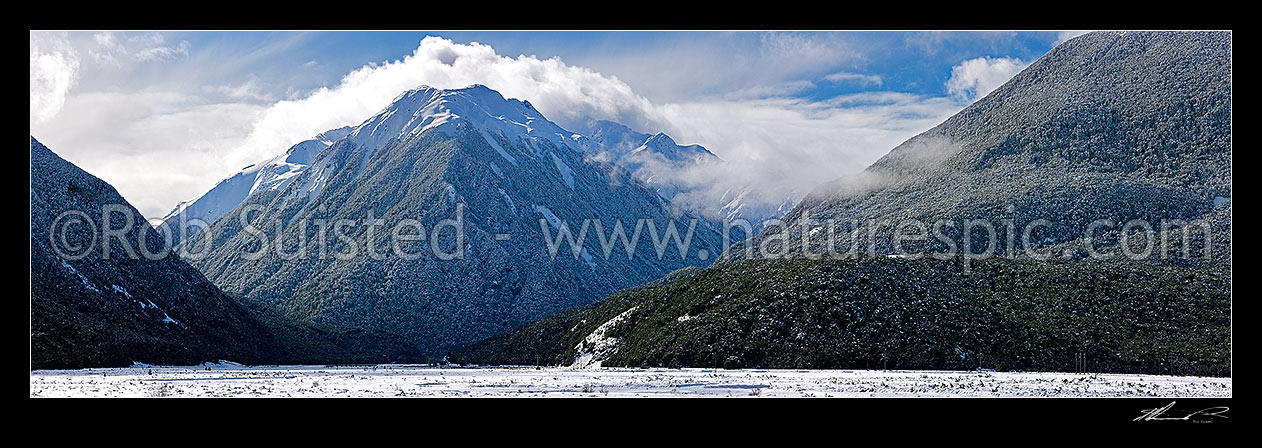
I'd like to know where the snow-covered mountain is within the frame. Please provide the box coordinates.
[571,119,653,158]
[183,84,727,357]
[31,136,424,368]
[629,132,718,168]
[159,126,352,245]
[31,137,286,368]
[575,119,719,200]
[576,119,717,170]
[727,31,1232,264]
[575,119,796,230]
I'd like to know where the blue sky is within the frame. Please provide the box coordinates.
[30,30,1079,218]
[150,31,1064,102]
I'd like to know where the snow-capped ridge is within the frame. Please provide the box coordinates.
[347,84,582,157]
[630,132,719,165]
[159,126,351,244]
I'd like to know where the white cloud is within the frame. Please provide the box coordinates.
[823,71,882,86]
[204,77,274,103]
[32,90,266,216]
[84,31,191,65]
[651,93,960,216]
[722,80,818,100]
[756,32,862,76]
[552,32,864,103]
[30,32,80,124]
[89,32,123,65]
[219,36,663,169]
[945,56,1028,103]
[135,40,191,62]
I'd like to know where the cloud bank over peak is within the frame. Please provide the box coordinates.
[226,36,663,170]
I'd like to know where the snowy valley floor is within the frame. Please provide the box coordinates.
[30,364,1231,398]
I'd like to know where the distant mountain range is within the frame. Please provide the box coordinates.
[573,118,797,228]
[452,31,1232,376]
[573,119,719,200]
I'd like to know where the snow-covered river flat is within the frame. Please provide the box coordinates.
[30,364,1231,398]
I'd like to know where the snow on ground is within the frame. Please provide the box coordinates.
[30,364,1231,398]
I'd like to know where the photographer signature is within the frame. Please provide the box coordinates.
[1135,401,1229,422]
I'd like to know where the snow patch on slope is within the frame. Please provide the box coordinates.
[478,127,518,166]
[59,258,99,293]
[551,152,576,190]
[571,306,638,369]
[532,204,562,229]
[580,247,597,271]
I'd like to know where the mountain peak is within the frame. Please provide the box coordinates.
[390,84,515,112]
[632,132,718,163]
[644,132,677,148]
[349,84,577,154]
